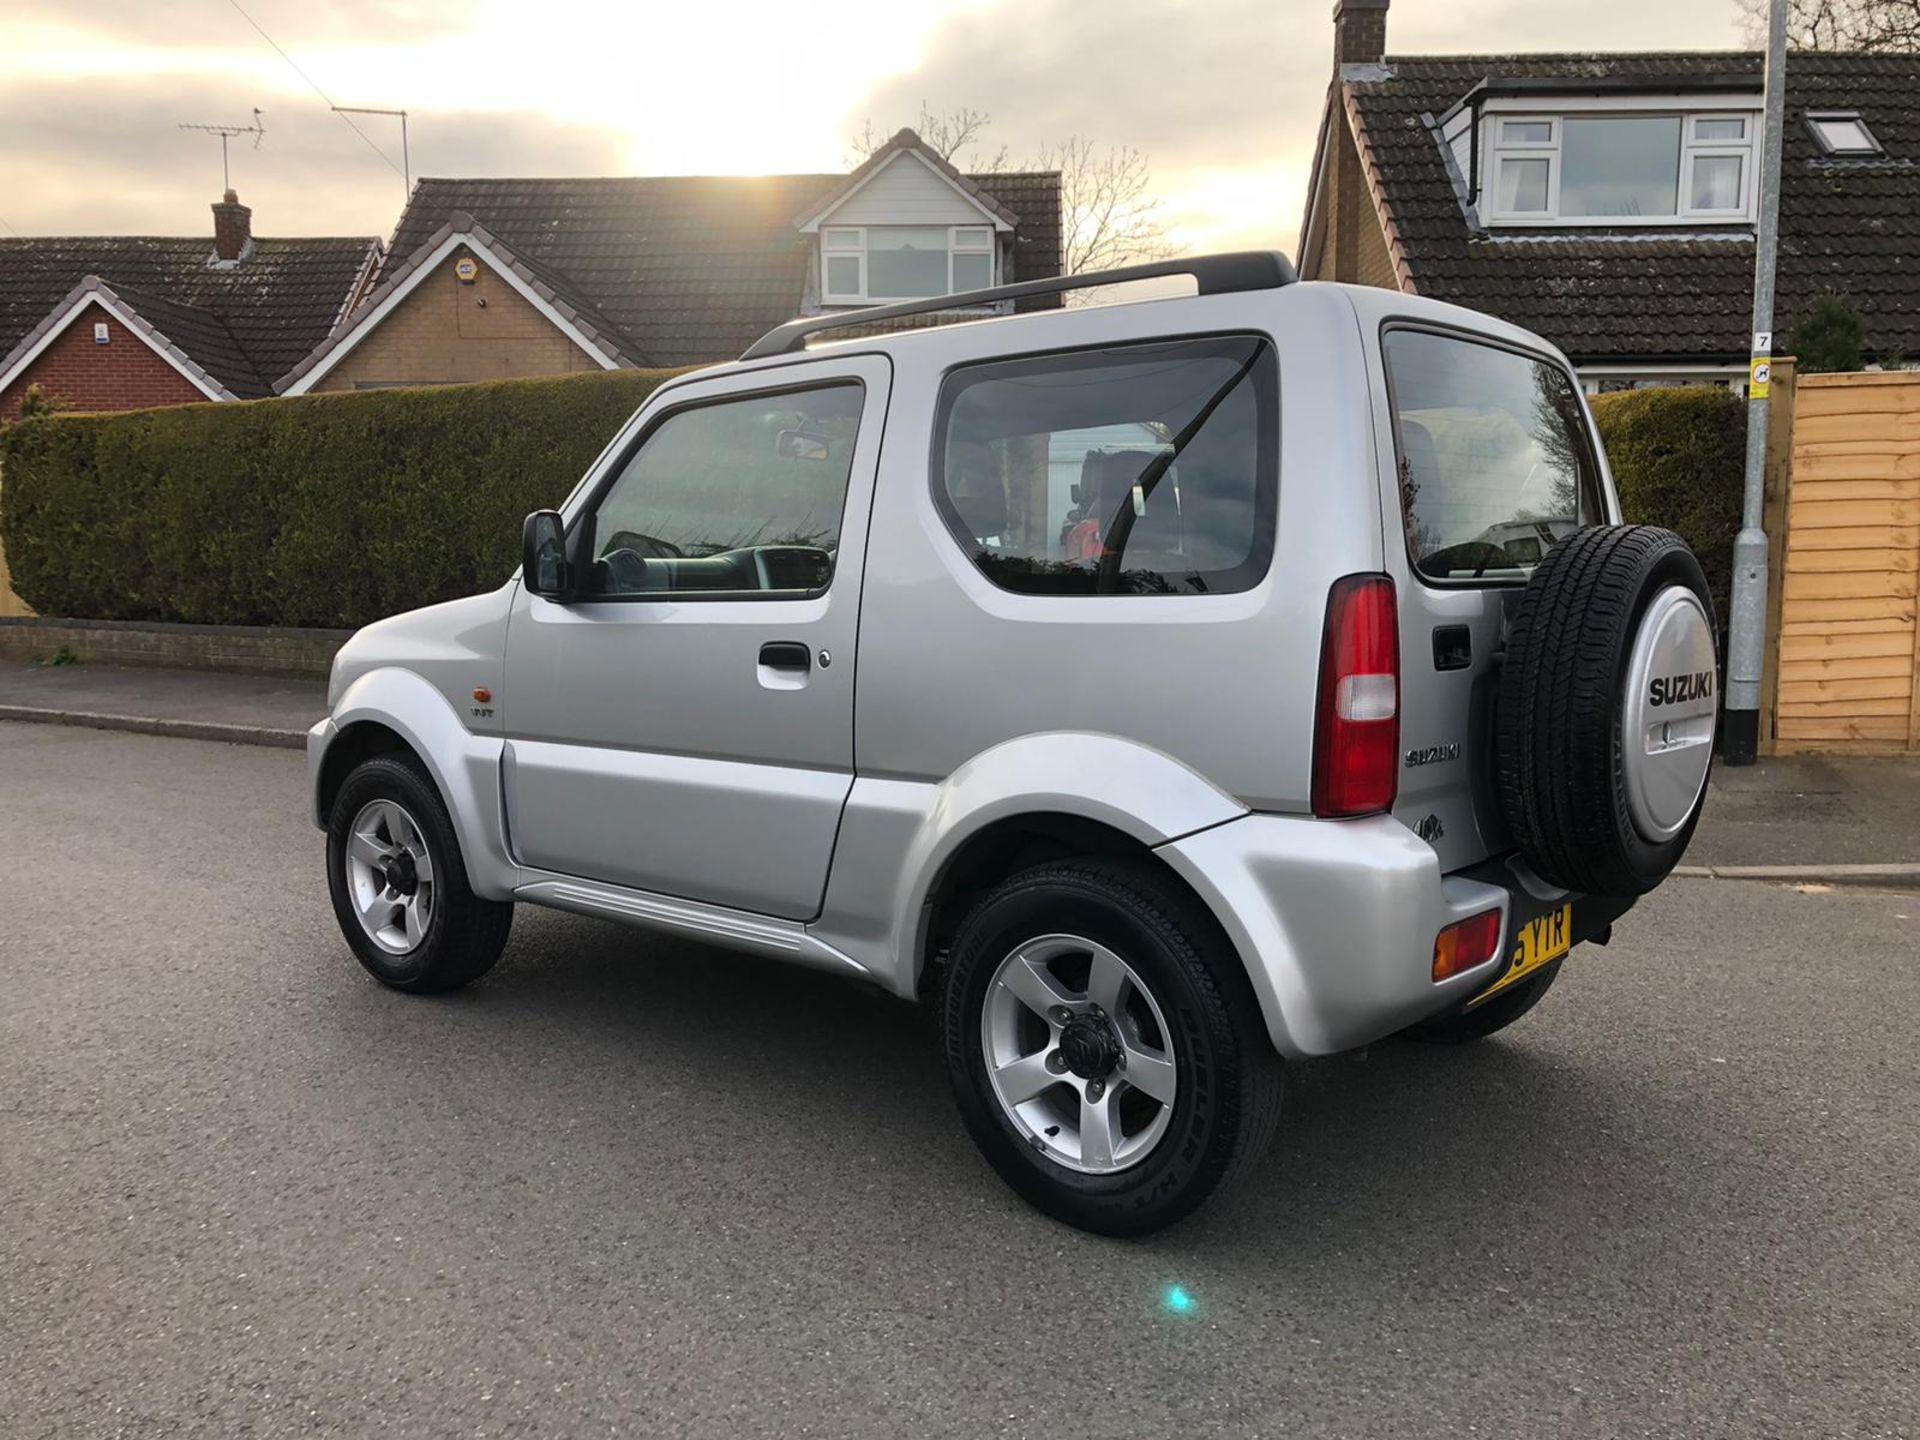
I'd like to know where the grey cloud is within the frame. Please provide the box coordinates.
[0,76,631,239]
[841,0,1328,175]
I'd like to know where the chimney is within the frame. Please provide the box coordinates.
[1333,0,1389,68]
[212,189,252,262]
[1328,0,1390,286]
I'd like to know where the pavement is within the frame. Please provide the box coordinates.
[1686,753,1920,870]
[0,660,323,748]
[2,659,1917,875]
[2,720,1916,1438]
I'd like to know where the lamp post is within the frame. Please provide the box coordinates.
[1723,0,1789,766]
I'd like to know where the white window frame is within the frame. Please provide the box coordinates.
[1483,99,1760,227]
[820,227,866,303]
[1805,110,1883,157]
[818,225,998,304]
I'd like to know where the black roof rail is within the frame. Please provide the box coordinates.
[739,250,1297,362]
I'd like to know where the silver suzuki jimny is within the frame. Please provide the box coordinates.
[311,254,1717,1234]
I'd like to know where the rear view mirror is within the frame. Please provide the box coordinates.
[522,510,569,598]
[776,427,832,462]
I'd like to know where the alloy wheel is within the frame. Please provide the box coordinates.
[343,798,436,955]
[980,934,1178,1175]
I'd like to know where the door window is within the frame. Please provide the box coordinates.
[1382,328,1603,583]
[585,382,864,598]
[933,335,1277,596]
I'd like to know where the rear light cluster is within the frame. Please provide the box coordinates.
[1432,909,1503,981]
[1311,574,1400,818]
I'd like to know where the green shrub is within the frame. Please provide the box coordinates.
[0,369,677,629]
[1787,290,1868,374]
[1590,385,1746,631]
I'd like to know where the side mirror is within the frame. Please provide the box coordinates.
[522,510,570,599]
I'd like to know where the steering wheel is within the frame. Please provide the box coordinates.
[603,530,683,559]
[1420,539,1513,579]
[598,546,655,593]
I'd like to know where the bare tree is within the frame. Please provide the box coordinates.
[845,104,1006,170]
[1734,0,1920,49]
[847,107,1175,277]
[1033,136,1173,275]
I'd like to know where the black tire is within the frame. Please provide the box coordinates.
[1402,959,1563,1043]
[1497,525,1716,897]
[326,754,512,993]
[941,859,1284,1237]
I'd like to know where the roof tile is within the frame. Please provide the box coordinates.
[376,170,1063,367]
[0,235,380,396]
[1343,50,1920,361]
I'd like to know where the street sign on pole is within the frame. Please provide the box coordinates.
[1722,0,1789,766]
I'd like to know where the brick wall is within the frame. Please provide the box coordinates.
[0,303,209,420]
[0,617,349,678]
[317,249,601,391]
[1314,117,1399,290]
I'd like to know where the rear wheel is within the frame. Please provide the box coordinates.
[941,859,1282,1236]
[326,754,512,993]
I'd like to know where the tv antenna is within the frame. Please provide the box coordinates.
[179,109,266,190]
[332,106,410,194]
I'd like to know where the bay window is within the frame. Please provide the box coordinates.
[1486,108,1757,224]
[820,225,997,304]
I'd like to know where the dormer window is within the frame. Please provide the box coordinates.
[1485,105,1759,225]
[1806,111,1882,157]
[820,225,997,304]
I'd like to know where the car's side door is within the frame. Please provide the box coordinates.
[500,355,890,920]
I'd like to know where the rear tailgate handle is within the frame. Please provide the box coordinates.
[758,641,811,672]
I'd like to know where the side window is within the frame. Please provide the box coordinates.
[934,336,1277,596]
[1382,328,1603,583]
[586,381,864,597]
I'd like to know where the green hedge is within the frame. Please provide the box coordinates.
[0,369,676,629]
[1590,385,1747,628]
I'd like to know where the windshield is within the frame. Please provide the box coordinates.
[1383,328,1604,582]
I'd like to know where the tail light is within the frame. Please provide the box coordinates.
[1311,574,1400,818]
[1432,909,1503,981]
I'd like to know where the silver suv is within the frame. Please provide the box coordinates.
[311,254,1718,1234]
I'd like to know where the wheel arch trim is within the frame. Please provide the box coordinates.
[310,668,517,900]
[811,731,1251,1000]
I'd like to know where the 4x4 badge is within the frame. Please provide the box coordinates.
[1404,743,1460,768]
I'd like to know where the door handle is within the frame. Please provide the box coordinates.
[758,641,811,672]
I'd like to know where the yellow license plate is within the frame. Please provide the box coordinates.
[1471,903,1572,1006]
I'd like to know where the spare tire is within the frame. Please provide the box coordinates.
[1496,525,1718,897]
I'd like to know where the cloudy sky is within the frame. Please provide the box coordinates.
[4,0,1744,254]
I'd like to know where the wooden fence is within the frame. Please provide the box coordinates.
[1769,371,1920,753]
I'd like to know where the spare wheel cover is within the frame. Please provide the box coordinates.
[1620,584,1717,842]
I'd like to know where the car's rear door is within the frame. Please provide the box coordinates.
[500,355,891,919]
[1372,323,1610,871]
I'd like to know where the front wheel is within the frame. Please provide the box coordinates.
[941,860,1283,1236]
[326,754,512,992]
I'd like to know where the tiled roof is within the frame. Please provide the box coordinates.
[277,214,647,392]
[0,235,381,397]
[375,167,1064,367]
[1339,51,1920,361]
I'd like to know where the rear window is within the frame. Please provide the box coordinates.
[1382,327,1604,583]
[933,335,1277,596]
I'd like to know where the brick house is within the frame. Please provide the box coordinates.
[0,192,380,420]
[1299,0,1920,390]
[278,130,1062,393]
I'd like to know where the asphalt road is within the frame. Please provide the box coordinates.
[2,721,1915,1439]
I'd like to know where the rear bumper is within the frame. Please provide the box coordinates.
[1156,814,1635,1059]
